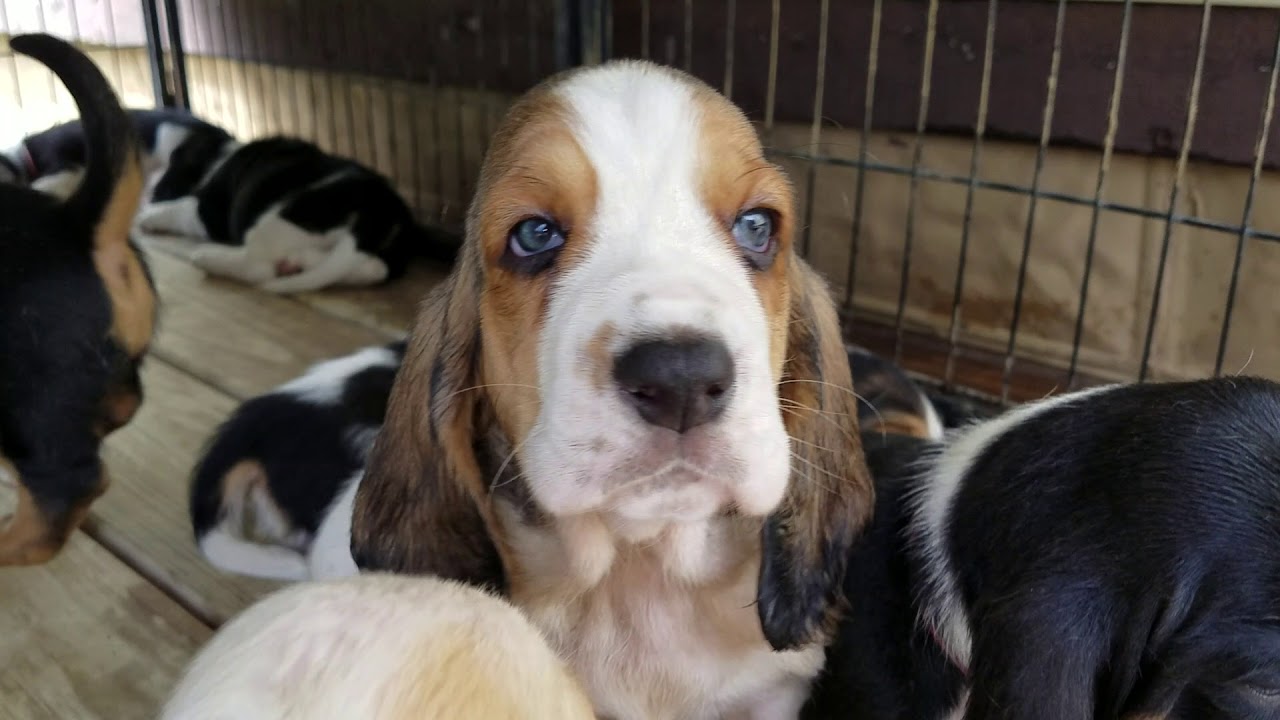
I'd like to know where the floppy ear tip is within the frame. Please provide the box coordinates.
[756,515,856,652]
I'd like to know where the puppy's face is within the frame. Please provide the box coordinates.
[473,62,794,527]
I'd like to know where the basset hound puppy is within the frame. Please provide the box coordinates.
[161,574,597,720]
[350,60,874,719]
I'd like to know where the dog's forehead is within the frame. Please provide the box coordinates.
[549,63,758,217]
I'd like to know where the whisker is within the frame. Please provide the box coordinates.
[787,452,837,495]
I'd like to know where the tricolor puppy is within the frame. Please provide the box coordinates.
[804,377,1280,720]
[847,345,945,441]
[136,136,462,293]
[350,60,873,719]
[1,108,232,201]
[0,34,157,565]
[160,573,597,720]
[189,340,404,582]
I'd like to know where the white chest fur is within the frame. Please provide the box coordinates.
[502,508,824,720]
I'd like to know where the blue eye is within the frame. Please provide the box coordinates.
[509,218,566,257]
[732,209,774,253]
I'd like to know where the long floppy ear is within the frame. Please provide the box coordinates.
[757,259,874,651]
[349,254,506,593]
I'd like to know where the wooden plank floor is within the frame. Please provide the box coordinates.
[0,237,447,719]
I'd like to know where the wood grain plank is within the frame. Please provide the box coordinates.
[140,244,394,399]
[292,261,448,336]
[0,507,209,720]
[90,359,283,626]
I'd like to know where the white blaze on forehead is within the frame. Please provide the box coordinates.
[554,62,713,252]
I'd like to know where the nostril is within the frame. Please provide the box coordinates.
[612,336,736,433]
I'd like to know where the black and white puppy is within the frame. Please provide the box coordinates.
[1,108,232,200]
[805,377,1280,720]
[188,339,405,582]
[136,136,462,293]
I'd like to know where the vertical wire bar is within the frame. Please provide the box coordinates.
[335,0,361,158]
[763,0,780,140]
[34,0,58,100]
[239,0,270,131]
[943,0,1004,389]
[474,3,490,159]
[247,0,279,133]
[641,0,650,60]
[452,22,470,212]
[307,2,337,150]
[798,0,829,259]
[162,0,190,108]
[684,0,693,72]
[892,0,940,365]
[400,3,424,219]
[212,0,248,135]
[1214,25,1280,376]
[101,0,127,99]
[722,0,736,99]
[142,0,172,106]
[185,0,214,120]
[222,0,258,136]
[1137,1,1212,383]
[1065,0,1134,389]
[993,0,1064,397]
[355,0,386,175]
[529,0,540,73]
[278,0,303,138]
[841,0,882,315]
[428,14,448,220]
[1,0,24,109]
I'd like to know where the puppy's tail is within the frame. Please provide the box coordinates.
[10,34,142,235]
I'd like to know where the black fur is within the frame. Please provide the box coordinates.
[153,135,462,273]
[8,108,230,186]
[189,340,405,543]
[806,377,1280,720]
[802,431,966,720]
[0,34,152,543]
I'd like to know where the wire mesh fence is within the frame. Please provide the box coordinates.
[3,0,1279,405]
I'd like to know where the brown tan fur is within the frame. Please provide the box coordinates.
[93,155,156,358]
[865,410,935,441]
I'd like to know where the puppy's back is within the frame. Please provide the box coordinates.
[162,574,596,720]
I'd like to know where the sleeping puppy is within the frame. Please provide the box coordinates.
[1,108,232,201]
[160,573,597,720]
[848,345,945,441]
[188,340,404,582]
[0,34,157,566]
[349,60,874,720]
[135,136,463,293]
[804,377,1280,720]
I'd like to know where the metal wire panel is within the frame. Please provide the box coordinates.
[6,0,1278,404]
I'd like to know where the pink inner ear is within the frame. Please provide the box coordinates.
[274,259,304,277]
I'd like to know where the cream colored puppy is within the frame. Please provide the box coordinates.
[162,573,596,720]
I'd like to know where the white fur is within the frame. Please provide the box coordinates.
[161,574,596,720]
[919,387,946,441]
[307,472,361,581]
[521,62,790,526]
[277,345,401,405]
[177,204,388,294]
[137,196,209,239]
[501,63,809,720]
[198,528,310,582]
[909,383,1120,671]
[29,167,84,200]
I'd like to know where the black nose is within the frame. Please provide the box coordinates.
[613,337,735,433]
